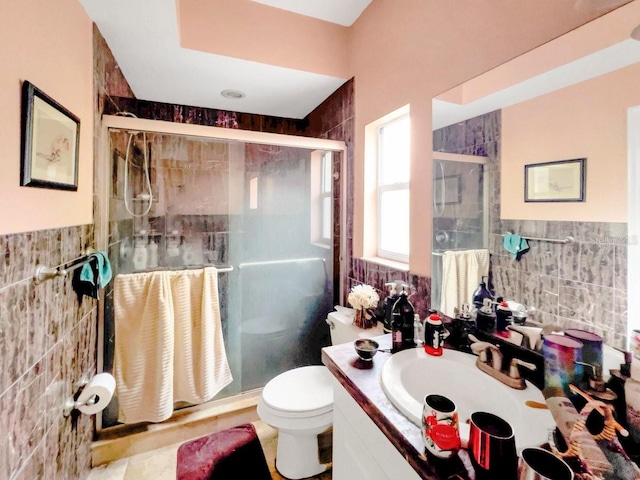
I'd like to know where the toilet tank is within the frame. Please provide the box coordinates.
[327,306,385,345]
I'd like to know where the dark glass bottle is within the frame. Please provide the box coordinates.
[472,276,493,309]
[391,286,415,352]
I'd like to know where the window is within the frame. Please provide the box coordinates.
[321,151,332,242]
[377,114,410,262]
[311,150,332,246]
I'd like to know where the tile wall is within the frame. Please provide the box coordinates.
[0,226,98,479]
[434,110,628,349]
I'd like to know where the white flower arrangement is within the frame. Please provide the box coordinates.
[348,284,380,329]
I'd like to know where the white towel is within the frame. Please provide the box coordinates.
[440,249,489,318]
[113,267,232,424]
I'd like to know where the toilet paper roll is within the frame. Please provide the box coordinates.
[76,373,116,415]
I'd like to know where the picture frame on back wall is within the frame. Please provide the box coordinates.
[524,158,586,202]
[20,80,80,191]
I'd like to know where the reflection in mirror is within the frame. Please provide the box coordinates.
[432,153,488,318]
[432,2,640,351]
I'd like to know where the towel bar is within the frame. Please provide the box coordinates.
[503,233,575,245]
[238,257,325,269]
[34,249,97,284]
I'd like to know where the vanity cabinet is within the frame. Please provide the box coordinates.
[331,377,421,480]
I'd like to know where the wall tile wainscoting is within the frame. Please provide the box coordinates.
[0,226,98,479]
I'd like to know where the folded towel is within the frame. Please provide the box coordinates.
[502,233,529,260]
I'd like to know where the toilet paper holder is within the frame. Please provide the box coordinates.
[63,374,115,417]
[63,376,91,417]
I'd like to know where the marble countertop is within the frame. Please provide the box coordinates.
[321,334,475,480]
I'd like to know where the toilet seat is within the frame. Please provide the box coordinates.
[261,366,333,418]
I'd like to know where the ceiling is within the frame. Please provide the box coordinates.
[79,0,369,119]
[80,0,629,121]
[249,0,372,26]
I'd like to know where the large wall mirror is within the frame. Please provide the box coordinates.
[432,1,640,352]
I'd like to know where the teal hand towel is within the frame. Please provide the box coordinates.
[80,251,113,288]
[502,233,529,260]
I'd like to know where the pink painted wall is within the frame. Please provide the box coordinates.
[502,62,640,222]
[177,0,349,79]
[0,0,93,235]
[440,2,640,105]
[348,0,626,277]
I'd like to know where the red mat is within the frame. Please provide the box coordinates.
[176,423,271,480]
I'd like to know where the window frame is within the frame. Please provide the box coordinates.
[376,113,410,263]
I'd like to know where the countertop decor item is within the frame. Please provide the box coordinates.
[354,338,380,361]
[348,283,380,329]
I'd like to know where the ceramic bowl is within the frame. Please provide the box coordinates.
[354,338,380,361]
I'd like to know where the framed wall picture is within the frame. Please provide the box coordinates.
[524,158,585,202]
[20,81,80,191]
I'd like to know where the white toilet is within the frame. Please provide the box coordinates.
[257,306,384,479]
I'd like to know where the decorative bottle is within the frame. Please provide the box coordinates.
[472,276,493,309]
[424,312,446,356]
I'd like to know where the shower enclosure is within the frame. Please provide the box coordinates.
[97,117,345,429]
[431,154,488,312]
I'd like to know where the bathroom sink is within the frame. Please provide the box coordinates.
[381,348,556,450]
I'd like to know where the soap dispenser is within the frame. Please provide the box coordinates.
[391,285,416,352]
[384,281,400,333]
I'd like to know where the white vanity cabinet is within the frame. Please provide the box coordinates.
[331,377,422,480]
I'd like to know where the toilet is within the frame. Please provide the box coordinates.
[257,306,384,479]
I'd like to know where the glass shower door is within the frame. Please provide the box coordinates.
[102,128,335,428]
[229,143,334,391]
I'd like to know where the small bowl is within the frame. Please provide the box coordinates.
[354,338,380,361]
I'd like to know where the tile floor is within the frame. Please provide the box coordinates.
[88,421,332,480]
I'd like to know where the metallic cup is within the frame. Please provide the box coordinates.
[518,448,574,480]
[468,411,518,480]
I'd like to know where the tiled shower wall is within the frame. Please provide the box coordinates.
[433,110,628,349]
[0,226,98,479]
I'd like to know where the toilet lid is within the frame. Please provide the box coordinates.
[262,366,333,415]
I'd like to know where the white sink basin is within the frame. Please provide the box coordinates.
[381,348,556,450]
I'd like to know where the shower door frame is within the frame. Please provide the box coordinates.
[95,115,347,432]
[431,152,489,313]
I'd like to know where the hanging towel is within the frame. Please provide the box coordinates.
[440,249,489,318]
[113,267,232,424]
[80,251,113,287]
[502,233,529,260]
[72,251,112,300]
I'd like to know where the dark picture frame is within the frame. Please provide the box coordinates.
[20,80,80,191]
[524,158,585,202]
